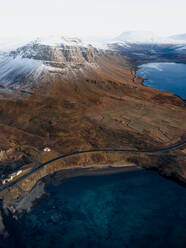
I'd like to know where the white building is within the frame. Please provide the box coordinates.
[43,147,51,152]
[2,170,23,185]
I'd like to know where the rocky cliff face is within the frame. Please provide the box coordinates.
[10,39,102,63]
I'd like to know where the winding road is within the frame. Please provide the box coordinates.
[0,141,186,194]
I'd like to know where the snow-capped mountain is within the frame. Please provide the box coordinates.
[0,36,107,91]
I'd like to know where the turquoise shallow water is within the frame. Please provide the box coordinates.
[137,63,186,98]
[10,170,186,248]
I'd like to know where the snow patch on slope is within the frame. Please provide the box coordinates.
[0,55,45,85]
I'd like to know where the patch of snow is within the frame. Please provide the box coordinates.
[0,55,44,84]
[108,41,130,47]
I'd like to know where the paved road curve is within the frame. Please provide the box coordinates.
[0,141,186,193]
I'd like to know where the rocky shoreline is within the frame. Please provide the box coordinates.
[1,158,186,242]
[3,165,142,213]
[1,163,185,247]
[0,165,141,240]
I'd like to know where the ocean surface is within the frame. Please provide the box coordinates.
[137,62,186,99]
[9,170,186,248]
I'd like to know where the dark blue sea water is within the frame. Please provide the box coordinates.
[12,170,186,248]
[137,63,186,99]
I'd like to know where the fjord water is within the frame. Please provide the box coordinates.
[137,63,186,99]
[13,170,186,248]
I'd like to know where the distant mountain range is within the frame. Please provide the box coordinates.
[1,32,186,53]
[114,31,186,44]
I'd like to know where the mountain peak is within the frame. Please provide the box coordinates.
[32,35,86,47]
[0,35,108,53]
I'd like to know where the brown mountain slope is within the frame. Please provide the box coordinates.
[0,52,185,193]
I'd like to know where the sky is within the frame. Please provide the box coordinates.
[0,0,186,41]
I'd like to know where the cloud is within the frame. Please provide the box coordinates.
[0,0,186,38]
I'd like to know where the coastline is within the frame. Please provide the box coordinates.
[0,165,145,239]
[1,164,185,247]
[6,165,142,215]
[136,63,186,103]
[8,163,186,218]
[47,165,143,185]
